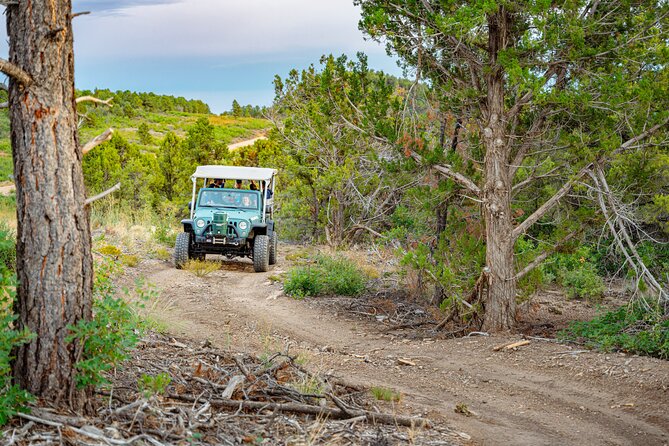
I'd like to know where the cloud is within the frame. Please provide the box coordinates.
[72,0,183,14]
[73,0,382,59]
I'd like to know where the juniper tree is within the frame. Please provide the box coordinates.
[356,0,669,330]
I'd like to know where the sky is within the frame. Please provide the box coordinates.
[0,0,402,113]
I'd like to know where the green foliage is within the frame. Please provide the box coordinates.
[99,244,122,258]
[284,255,367,298]
[561,303,669,359]
[370,386,401,402]
[137,122,153,145]
[542,246,605,301]
[138,372,171,397]
[0,229,34,426]
[284,266,324,298]
[0,223,15,272]
[66,260,153,388]
[272,54,406,244]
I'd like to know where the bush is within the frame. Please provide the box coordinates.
[284,267,324,298]
[542,246,605,301]
[0,230,34,426]
[560,303,669,359]
[283,255,367,298]
[0,223,15,272]
[66,258,149,388]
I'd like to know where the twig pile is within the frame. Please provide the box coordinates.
[2,332,461,445]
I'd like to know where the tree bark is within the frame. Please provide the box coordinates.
[481,10,516,331]
[7,0,93,411]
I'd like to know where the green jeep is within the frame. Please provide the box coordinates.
[174,165,278,272]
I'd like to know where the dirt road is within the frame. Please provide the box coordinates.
[128,250,669,446]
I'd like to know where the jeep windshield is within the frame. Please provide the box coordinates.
[198,189,259,210]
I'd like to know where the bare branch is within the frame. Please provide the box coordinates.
[513,164,592,240]
[71,11,91,19]
[85,182,121,205]
[81,128,113,154]
[76,95,112,106]
[514,232,577,281]
[0,58,33,86]
[612,115,669,156]
[0,102,7,109]
[513,115,669,241]
[410,151,481,196]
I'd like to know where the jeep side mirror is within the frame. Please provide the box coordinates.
[188,201,193,210]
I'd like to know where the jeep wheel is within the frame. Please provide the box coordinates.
[269,231,278,265]
[174,232,191,269]
[253,235,270,272]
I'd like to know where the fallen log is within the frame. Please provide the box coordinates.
[168,393,431,428]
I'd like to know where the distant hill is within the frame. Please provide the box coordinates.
[0,89,271,183]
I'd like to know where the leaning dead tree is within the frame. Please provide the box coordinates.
[588,167,668,312]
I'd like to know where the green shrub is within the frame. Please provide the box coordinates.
[283,255,367,298]
[284,266,324,298]
[542,246,605,301]
[0,223,15,272]
[66,258,148,388]
[560,303,669,359]
[0,231,34,426]
[138,372,171,397]
[317,255,366,296]
[560,266,605,300]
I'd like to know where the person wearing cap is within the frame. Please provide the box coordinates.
[235,179,243,189]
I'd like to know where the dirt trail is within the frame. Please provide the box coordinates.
[129,251,669,446]
[228,135,267,151]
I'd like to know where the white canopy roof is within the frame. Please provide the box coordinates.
[191,165,277,182]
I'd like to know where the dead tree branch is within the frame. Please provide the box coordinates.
[76,95,112,106]
[85,182,120,206]
[169,393,430,428]
[81,128,113,154]
[0,58,33,86]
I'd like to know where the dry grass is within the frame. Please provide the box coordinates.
[182,259,220,277]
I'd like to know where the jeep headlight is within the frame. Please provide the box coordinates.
[196,219,205,228]
[238,221,248,230]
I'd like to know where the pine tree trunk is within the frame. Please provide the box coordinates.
[481,10,517,331]
[7,1,94,411]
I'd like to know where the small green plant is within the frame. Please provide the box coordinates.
[542,246,605,301]
[153,226,178,247]
[290,375,324,396]
[0,230,35,426]
[0,223,15,271]
[560,303,669,359]
[284,266,324,298]
[66,258,148,388]
[152,247,171,260]
[183,259,220,277]
[283,254,367,298]
[121,254,139,267]
[138,372,171,397]
[99,244,122,259]
[371,386,401,402]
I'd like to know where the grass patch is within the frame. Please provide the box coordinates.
[284,254,367,298]
[121,254,139,267]
[370,386,401,402]
[182,259,219,277]
[152,247,171,261]
[560,303,669,359]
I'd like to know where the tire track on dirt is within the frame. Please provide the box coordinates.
[135,258,669,446]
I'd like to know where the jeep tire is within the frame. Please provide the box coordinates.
[174,232,191,269]
[269,231,278,265]
[253,234,270,272]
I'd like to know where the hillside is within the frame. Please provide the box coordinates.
[0,89,271,185]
